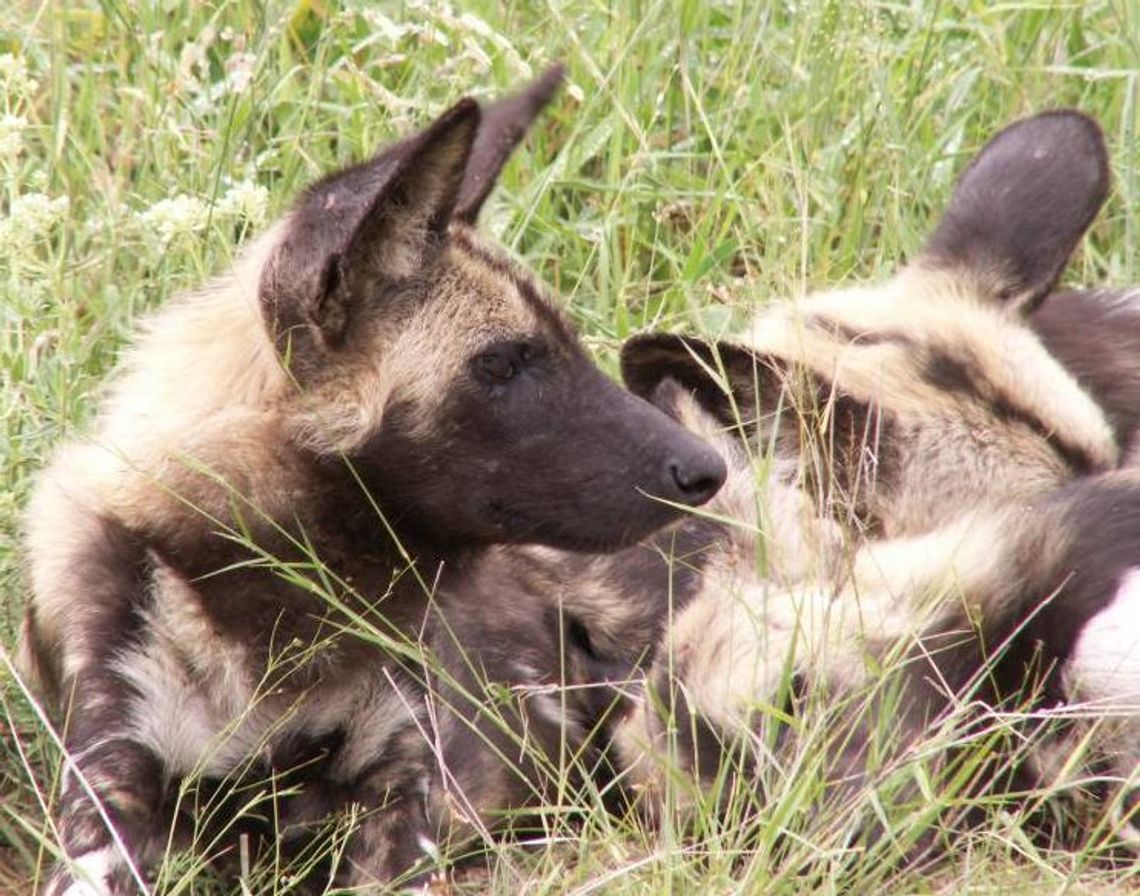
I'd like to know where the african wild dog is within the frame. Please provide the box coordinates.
[607,110,1140,847]
[18,68,728,895]
[425,110,1140,855]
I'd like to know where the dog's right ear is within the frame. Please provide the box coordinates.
[917,110,1109,313]
[260,99,481,363]
[454,64,565,224]
[620,333,782,432]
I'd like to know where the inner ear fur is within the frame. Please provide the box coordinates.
[260,100,481,362]
[918,110,1109,312]
[620,333,782,432]
[332,99,482,330]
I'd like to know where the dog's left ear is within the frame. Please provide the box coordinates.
[261,99,482,364]
[918,110,1109,312]
[621,333,783,432]
[453,64,565,224]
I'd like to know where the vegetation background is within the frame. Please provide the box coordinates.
[1,0,1138,892]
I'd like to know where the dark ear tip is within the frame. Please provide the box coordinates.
[991,108,1110,184]
[508,64,566,114]
[450,65,565,225]
[1021,108,1107,160]
[534,63,567,95]
[1062,107,1109,183]
[438,97,483,130]
[1025,108,1105,141]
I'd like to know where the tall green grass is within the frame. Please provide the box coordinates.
[2,0,1139,892]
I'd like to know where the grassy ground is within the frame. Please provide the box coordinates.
[2,0,1140,892]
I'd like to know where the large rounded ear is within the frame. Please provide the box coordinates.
[620,333,781,430]
[454,65,565,224]
[337,100,482,289]
[261,99,481,360]
[918,110,1109,312]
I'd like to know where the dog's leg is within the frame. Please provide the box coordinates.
[336,795,438,894]
[312,681,439,893]
[28,494,168,896]
[46,735,165,896]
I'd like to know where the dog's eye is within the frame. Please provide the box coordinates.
[477,350,517,381]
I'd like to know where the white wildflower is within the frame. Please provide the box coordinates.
[216,181,268,226]
[0,192,69,257]
[0,53,38,98]
[0,113,28,159]
[224,52,256,95]
[10,192,69,232]
[138,193,210,245]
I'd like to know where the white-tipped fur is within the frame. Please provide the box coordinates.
[53,846,122,896]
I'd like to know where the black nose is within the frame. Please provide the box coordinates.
[667,449,727,506]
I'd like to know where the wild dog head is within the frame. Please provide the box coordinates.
[621,111,1117,538]
[258,68,725,551]
[425,373,820,844]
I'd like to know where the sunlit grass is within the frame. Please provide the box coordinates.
[3,0,1140,892]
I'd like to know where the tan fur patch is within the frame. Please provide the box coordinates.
[732,264,1118,536]
[286,225,560,455]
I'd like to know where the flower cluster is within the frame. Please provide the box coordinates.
[0,192,70,265]
[0,51,37,164]
[136,180,269,250]
[138,194,212,245]
[0,52,38,100]
[214,180,269,226]
[0,113,28,160]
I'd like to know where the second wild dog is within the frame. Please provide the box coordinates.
[609,110,1140,851]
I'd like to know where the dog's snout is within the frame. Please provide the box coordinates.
[666,449,727,506]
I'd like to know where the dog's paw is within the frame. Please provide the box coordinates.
[45,846,142,896]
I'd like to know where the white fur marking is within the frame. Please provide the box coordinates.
[59,846,120,896]
[1067,568,1140,707]
[416,834,440,862]
[529,692,568,728]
